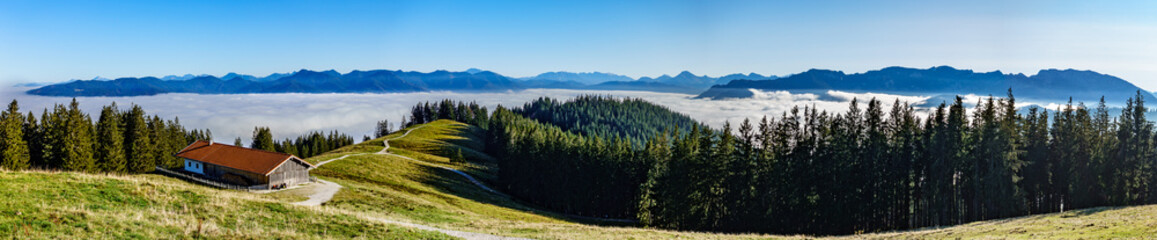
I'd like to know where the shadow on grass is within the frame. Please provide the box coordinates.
[1060,206,1120,218]
[415,162,639,227]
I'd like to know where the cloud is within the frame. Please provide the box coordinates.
[5,87,1066,146]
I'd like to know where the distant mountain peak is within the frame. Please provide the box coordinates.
[465,68,484,74]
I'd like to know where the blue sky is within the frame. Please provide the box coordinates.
[2,0,1155,89]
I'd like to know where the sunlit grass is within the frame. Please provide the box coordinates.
[0,170,454,239]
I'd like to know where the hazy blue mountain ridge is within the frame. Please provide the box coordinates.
[26,66,1144,102]
[697,66,1153,104]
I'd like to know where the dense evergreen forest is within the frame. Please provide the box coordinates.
[0,99,210,173]
[409,92,1157,235]
[514,96,703,144]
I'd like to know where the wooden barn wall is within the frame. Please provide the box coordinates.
[268,159,311,187]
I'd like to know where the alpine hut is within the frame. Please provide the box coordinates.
[174,140,314,189]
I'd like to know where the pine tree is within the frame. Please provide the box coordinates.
[375,119,391,138]
[148,115,174,168]
[124,104,154,173]
[251,126,275,151]
[0,100,30,170]
[1019,107,1051,213]
[94,103,126,173]
[451,148,466,163]
[60,98,95,172]
[23,111,42,168]
[234,137,243,146]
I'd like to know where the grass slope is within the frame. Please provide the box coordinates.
[307,119,1157,239]
[305,120,776,239]
[0,170,454,239]
[847,206,1157,239]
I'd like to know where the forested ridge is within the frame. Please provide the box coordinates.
[408,92,1157,235]
[514,96,703,144]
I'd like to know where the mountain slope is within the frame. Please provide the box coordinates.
[305,119,1157,239]
[0,170,454,239]
[302,120,774,239]
[698,66,1153,104]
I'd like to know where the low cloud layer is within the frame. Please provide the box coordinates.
[2,87,1062,146]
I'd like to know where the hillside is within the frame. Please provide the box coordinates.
[514,95,705,144]
[6,119,1157,238]
[298,119,1157,239]
[297,119,1157,239]
[0,170,454,239]
[301,120,776,239]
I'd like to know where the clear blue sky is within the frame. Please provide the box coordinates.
[2,0,1155,89]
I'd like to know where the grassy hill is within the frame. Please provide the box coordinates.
[303,119,773,239]
[5,118,1157,239]
[304,119,1157,239]
[0,170,453,239]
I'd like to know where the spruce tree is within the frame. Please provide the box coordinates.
[95,103,127,173]
[451,148,466,163]
[251,126,275,151]
[148,115,175,168]
[375,119,391,138]
[60,99,95,172]
[0,100,30,170]
[124,104,154,173]
[23,111,42,168]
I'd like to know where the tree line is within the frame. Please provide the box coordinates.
[408,92,1157,235]
[513,96,703,145]
[406,99,491,127]
[242,127,355,159]
[0,99,210,173]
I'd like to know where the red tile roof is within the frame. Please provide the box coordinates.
[174,140,314,175]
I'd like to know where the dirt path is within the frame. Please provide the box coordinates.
[315,152,367,167]
[311,126,533,239]
[376,126,502,194]
[291,179,341,206]
[298,127,427,206]
[366,217,532,240]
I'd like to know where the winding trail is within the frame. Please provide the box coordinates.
[377,126,502,194]
[300,125,634,239]
[300,126,526,240]
[291,179,341,206]
[366,217,531,240]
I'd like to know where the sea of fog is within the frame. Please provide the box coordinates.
[2,87,960,145]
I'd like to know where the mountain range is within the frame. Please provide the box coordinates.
[27,69,776,96]
[698,66,1154,105]
[25,66,1152,104]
